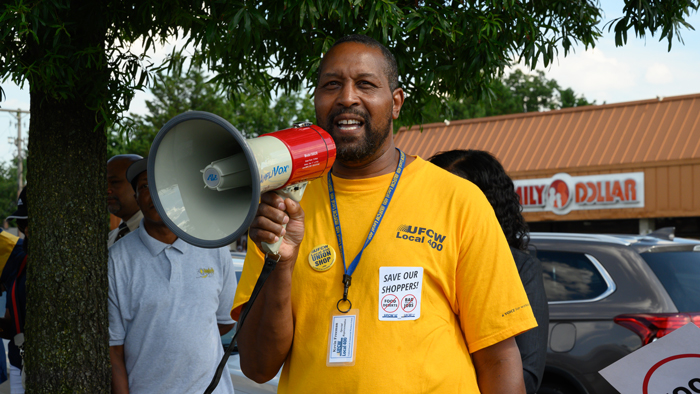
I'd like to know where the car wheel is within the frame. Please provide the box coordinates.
[538,381,579,394]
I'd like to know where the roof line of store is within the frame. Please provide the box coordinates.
[396,92,700,133]
[508,157,700,179]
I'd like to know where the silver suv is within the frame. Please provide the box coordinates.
[531,229,700,394]
[224,231,700,394]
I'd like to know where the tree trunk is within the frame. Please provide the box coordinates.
[25,88,110,392]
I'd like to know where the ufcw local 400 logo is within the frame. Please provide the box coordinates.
[198,267,215,278]
[396,225,446,251]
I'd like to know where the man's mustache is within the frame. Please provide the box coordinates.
[328,108,370,124]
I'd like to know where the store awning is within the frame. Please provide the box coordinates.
[395,93,700,177]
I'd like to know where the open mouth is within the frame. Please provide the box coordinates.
[337,119,363,130]
[335,118,365,133]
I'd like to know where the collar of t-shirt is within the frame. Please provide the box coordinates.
[122,210,144,232]
[137,219,189,257]
[329,156,423,193]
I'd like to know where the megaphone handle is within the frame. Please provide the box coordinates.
[261,181,309,255]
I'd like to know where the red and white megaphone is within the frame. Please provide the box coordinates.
[147,111,336,253]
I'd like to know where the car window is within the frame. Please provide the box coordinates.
[539,250,610,302]
[641,251,700,312]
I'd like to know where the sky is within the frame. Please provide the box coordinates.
[1,0,699,165]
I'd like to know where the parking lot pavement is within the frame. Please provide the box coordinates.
[0,380,9,393]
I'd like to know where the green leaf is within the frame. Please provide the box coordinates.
[232,7,246,27]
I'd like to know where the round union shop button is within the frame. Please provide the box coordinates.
[308,244,336,272]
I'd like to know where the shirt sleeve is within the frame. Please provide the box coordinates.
[216,247,237,324]
[231,236,265,321]
[455,188,538,353]
[108,254,126,346]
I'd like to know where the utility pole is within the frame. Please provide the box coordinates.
[0,108,30,197]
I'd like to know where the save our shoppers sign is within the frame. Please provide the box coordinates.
[513,172,645,215]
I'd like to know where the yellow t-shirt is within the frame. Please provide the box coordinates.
[0,230,19,273]
[233,156,537,393]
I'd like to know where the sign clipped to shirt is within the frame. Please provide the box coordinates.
[599,323,700,394]
[378,267,423,321]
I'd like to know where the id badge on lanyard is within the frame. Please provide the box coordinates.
[327,309,359,366]
[325,149,406,367]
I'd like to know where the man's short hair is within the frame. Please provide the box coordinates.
[318,34,399,91]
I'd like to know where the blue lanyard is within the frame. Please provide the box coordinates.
[328,149,406,312]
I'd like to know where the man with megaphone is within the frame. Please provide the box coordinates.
[232,34,538,394]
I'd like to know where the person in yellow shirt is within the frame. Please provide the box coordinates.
[232,34,537,393]
[0,228,19,274]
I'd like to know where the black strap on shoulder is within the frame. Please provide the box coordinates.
[203,255,279,394]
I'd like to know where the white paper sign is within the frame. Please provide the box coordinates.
[599,323,700,394]
[378,267,423,321]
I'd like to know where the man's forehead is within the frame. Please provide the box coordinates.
[320,42,387,77]
[326,41,380,56]
[107,159,132,175]
[320,70,381,80]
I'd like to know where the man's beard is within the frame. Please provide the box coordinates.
[107,198,121,215]
[322,108,392,164]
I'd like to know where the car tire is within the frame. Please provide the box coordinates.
[538,381,579,394]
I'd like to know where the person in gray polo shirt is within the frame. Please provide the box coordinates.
[108,158,236,394]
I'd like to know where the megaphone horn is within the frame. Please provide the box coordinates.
[147,111,336,253]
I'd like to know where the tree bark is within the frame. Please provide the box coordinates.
[25,88,110,393]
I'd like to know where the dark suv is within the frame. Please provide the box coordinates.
[531,229,700,394]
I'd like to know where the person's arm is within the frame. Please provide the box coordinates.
[218,323,235,336]
[236,192,305,383]
[108,254,129,393]
[473,337,526,394]
[110,345,129,394]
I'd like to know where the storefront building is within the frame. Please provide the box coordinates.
[394,93,700,238]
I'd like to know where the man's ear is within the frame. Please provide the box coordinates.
[392,88,405,120]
